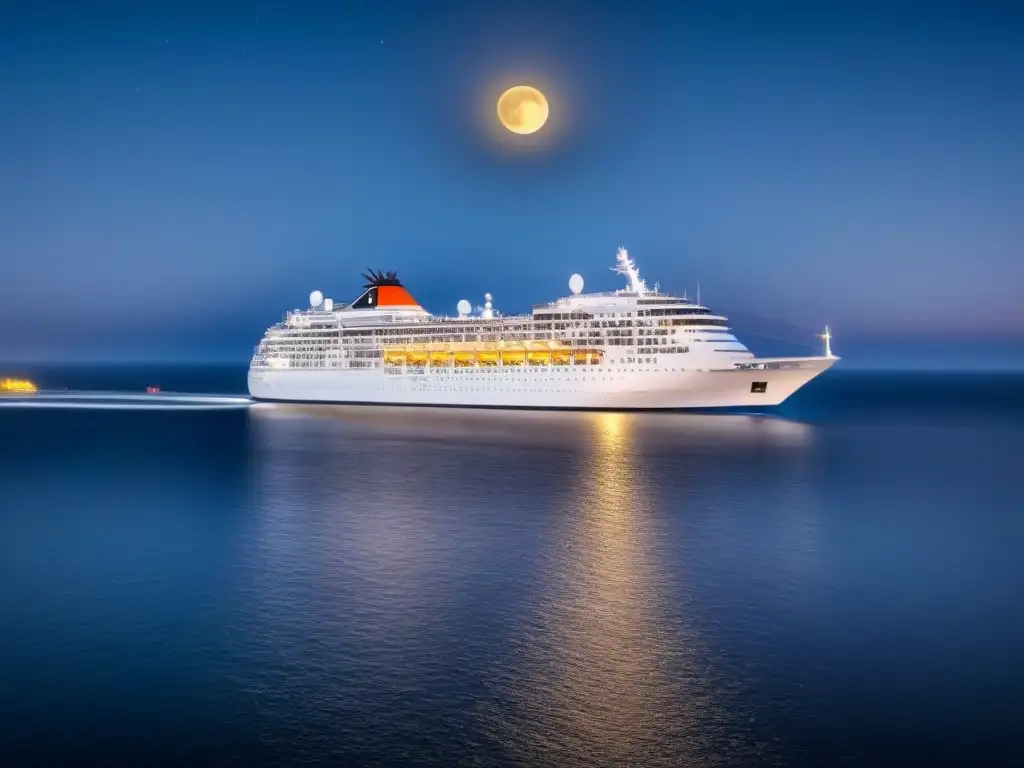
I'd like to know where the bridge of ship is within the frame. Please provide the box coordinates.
[382,341,604,367]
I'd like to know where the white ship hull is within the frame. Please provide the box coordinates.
[248,356,836,410]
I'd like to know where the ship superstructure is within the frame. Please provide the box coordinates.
[248,248,837,409]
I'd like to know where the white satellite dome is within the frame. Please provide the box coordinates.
[323,298,334,311]
[568,273,584,295]
[309,290,324,308]
[457,299,472,317]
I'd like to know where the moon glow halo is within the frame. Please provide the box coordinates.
[496,86,550,135]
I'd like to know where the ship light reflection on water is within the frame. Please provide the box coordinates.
[599,411,625,440]
[485,411,740,766]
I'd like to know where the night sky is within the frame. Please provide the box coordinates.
[2,1,1022,363]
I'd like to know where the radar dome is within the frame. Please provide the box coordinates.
[309,290,324,307]
[457,299,472,316]
[323,298,334,311]
[568,273,584,295]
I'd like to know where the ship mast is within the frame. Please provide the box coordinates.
[818,326,834,358]
[612,247,648,295]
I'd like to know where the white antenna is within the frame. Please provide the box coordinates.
[611,247,648,295]
[568,273,584,295]
[309,290,323,308]
[457,299,471,318]
[818,326,834,358]
[697,283,701,306]
[481,293,494,319]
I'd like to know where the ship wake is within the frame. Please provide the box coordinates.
[0,391,252,411]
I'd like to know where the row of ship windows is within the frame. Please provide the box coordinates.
[278,318,728,336]
[259,344,707,360]
[536,307,714,319]
[259,354,755,371]
[403,382,662,391]
[266,349,692,364]
[266,331,726,351]
[394,375,668,380]
[266,336,726,350]
[260,342,734,361]
[287,305,718,322]
[262,360,683,370]
[271,333,563,342]
[395,371,696,388]
[540,319,726,330]
[259,345,726,363]
[268,327,728,343]
[395,370,684,380]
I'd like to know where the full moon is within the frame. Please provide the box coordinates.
[497,85,549,135]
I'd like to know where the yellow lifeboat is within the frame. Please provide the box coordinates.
[0,378,38,393]
[383,342,604,368]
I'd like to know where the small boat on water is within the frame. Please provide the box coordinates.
[0,378,38,394]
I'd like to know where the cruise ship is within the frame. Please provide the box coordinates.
[248,248,838,409]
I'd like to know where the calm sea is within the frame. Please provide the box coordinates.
[1,365,1022,767]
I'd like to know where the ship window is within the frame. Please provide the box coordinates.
[751,381,768,394]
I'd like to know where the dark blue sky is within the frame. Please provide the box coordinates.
[1,0,1022,362]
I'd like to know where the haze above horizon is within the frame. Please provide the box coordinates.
[1,0,1021,363]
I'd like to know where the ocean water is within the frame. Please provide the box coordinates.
[1,365,1022,767]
